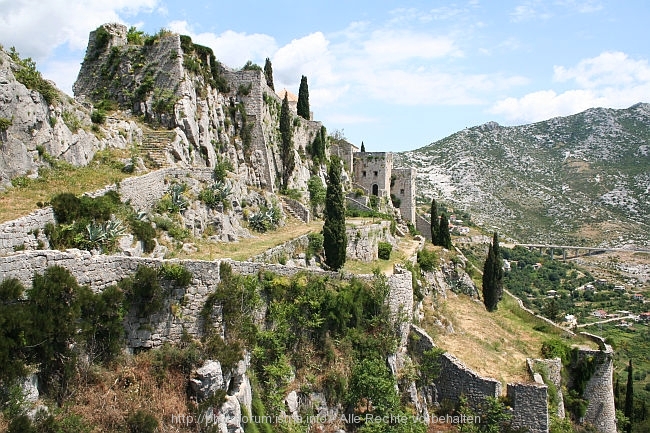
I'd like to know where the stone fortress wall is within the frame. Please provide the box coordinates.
[0,250,413,350]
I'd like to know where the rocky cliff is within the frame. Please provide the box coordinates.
[73,23,324,194]
[0,46,137,188]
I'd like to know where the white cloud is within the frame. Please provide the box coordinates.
[0,0,158,60]
[41,59,82,96]
[167,20,277,70]
[490,51,650,123]
[553,51,650,88]
[510,2,553,22]
[362,31,461,63]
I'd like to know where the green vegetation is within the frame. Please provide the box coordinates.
[198,180,232,210]
[430,198,439,245]
[417,246,438,272]
[307,174,326,214]
[263,57,274,90]
[378,241,392,260]
[247,204,282,233]
[0,117,11,132]
[437,212,452,249]
[279,93,294,190]
[297,75,310,119]
[483,232,504,312]
[8,47,58,105]
[323,157,347,270]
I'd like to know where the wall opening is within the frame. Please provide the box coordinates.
[372,184,378,196]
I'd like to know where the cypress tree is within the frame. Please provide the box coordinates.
[493,231,504,303]
[360,141,366,152]
[437,212,452,249]
[263,57,274,90]
[323,156,347,270]
[625,359,634,433]
[279,93,294,190]
[482,232,504,312]
[297,75,310,119]
[430,198,439,245]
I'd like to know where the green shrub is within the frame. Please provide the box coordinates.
[62,110,82,132]
[307,232,324,259]
[0,116,12,132]
[126,410,159,433]
[130,219,156,253]
[417,248,438,272]
[540,338,570,362]
[159,263,193,287]
[369,195,379,210]
[122,265,165,317]
[378,241,392,260]
[90,109,106,124]
[126,26,145,45]
[213,159,233,182]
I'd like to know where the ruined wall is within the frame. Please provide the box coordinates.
[408,325,502,408]
[330,140,357,173]
[353,152,393,198]
[506,383,549,433]
[0,251,413,350]
[574,333,616,433]
[0,208,54,254]
[416,214,432,241]
[391,167,416,223]
[346,220,394,262]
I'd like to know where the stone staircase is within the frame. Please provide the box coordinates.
[280,197,300,220]
[140,130,175,168]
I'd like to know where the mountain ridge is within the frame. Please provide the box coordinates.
[397,103,650,247]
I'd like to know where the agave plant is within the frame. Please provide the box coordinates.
[85,222,107,248]
[103,219,126,241]
[169,183,188,213]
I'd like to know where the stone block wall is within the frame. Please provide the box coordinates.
[391,167,416,223]
[0,251,413,350]
[353,152,393,198]
[506,383,549,433]
[408,325,502,409]
[416,214,432,241]
[529,358,565,419]
[576,346,616,433]
[0,208,54,255]
[281,197,310,223]
[346,220,394,262]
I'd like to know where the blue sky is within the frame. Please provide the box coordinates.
[1,0,649,152]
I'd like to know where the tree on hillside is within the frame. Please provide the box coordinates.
[483,232,504,312]
[310,125,327,163]
[437,212,452,249]
[360,141,366,152]
[323,156,347,270]
[297,75,310,119]
[430,198,440,245]
[280,93,294,190]
[263,57,274,90]
[625,359,634,433]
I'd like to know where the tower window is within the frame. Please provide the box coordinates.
[400,189,405,195]
[362,171,367,177]
[374,171,378,176]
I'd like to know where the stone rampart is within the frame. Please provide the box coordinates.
[0,251,413,350]
[506,383,549,433]
[0,208,54,254]
[408,325,502,408]
[415,214,432,241]
[346,220,394,262]
[575,345,616,433]
[248,234,311,264]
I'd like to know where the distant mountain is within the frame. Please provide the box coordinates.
[397,104,650,247]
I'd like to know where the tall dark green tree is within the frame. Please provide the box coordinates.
[482,232,504,312]
[430,198,440,245]
[263,57,274,90]
[310,125,327,163]
[437,212,452,249]
[625,359,634,433]
[323,156,347,270]
[0,278,30,384]
[297,75,310,119]
[279,93,294,190]
[360,141,366,152]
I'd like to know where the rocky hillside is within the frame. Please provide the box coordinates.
[0,46,137,188]
[397,104,650,247]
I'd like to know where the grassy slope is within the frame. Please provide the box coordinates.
[0,149,135,224]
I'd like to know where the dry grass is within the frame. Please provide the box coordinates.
[173,218,324,261]
[0,149,136,224]
[66,353,194,432]
[422,291,594,386]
